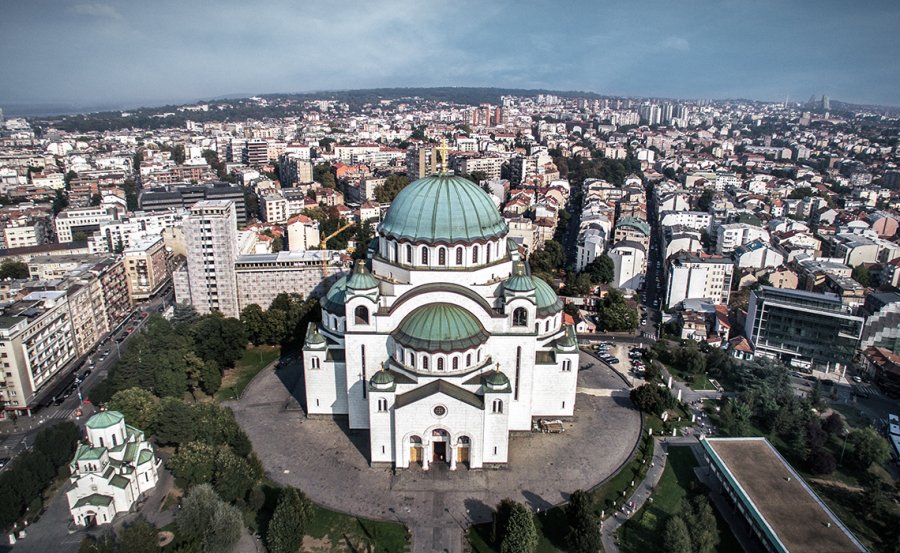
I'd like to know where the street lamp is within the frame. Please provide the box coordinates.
[839,428,850,465]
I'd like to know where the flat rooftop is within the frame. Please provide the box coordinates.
[703,437,865,553]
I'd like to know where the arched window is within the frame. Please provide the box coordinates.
[457,435,470,445]
[456,247,463,265]
[513,307,528,327]
[438,247,446,266]
[562,359,572,372]
[422,356,429,370]
[452,357,459,371]
[472,245,479,263]
[354,305,369,325]
[545,320,550,332]
[311,357,320,369]
[437,358,444,371]
[466,353,472,366]
[410,435,422,444]
[477,349,482,362]
[409,352,415,367]
[377,398,388,412]
[406,244,413,263]
[485,245,491,263]
[492,399,503,414]
[421,247,429,265]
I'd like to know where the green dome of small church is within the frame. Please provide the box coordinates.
[378,173,507,245]
[534,277,563,315]
[321,276,348,315]
[504,261,536,293]
[393,303,489,353]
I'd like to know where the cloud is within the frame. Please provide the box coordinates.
[68,3,122,20]
[661,36,690,52]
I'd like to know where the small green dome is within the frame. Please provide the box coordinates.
[534,277,563,316]
[346,261,378,291]
[371,369,395,388]
[321,276,348,315]
[86,411,124,429]
[504,261,536,293]
[378,173,507,245]
[485,369,510,390]
[393,304,489,353]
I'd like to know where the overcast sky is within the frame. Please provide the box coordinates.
[1,0,898,109]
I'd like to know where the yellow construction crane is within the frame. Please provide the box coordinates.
[319,222,354,278]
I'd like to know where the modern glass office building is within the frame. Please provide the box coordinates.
[745,286,864,372]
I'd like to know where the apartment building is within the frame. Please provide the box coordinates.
[55,205,122,243]
[715,223,770,254]
[233,251,345,311]
[286,214,320,252]
[665,254,733,307]
[180,200,239,317]
[123,235,171,302]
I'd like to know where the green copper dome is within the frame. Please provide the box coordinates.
[346,261,378,291]
[86,411,124,429]
[393,303,489,353]
[371,369,395,388]
[504,261,536,293]
[378,173,507,245]
[484,369,510,390]
[534,277,563,316]
[321,276,348,315]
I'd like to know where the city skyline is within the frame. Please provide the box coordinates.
[1,0,899,110]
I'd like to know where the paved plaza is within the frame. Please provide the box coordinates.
[228,350,641,552]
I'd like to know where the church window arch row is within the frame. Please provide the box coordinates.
[382,239,505,270]
[400,346,484,372]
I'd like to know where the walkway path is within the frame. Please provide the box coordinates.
[599,438,668,553]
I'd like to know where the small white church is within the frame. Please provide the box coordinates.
[303,172,579,470]
[66,411,160,527]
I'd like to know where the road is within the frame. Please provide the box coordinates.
[0,289,173,470]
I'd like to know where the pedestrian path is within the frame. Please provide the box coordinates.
[600,438,668,553]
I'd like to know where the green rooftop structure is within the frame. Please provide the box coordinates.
[346,260,378,290]
[378,173,507,244]
[321,276,348,315]
[85,411,124,430]
[534,277,563,316]
[393,304,489,353]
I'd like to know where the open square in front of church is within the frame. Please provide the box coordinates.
[229,350,641,531]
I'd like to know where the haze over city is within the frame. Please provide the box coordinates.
[1,0,899,110]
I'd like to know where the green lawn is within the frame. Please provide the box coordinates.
[305,503,409,553]
[664,362,715,390]
[617,446,741,553]
[216,345,281,401]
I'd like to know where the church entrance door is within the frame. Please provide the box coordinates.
[433,441,446,463]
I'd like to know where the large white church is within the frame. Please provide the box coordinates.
[303,172,579,470]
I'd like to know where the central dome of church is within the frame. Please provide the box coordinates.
[378,173,507,245]
[393,303,489,353]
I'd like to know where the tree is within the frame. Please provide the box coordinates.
[675,343,706,375]
[584,255,614,284]
[107,388,159,430]
[240,304,267,345]
[172,303,199,327]
[168,442,217,489]
[683,496,719,553]
[851,264,871,287]
[696,189,715,212]
[52,189,69,215]
[822,412,845,435]
[190,313,247,369]
[212,447,257,502]
[846,427,891,470]
[806,447,837,475]
[629,384,674,416]
[267,487,313,553]
[495,500,537,553]
[596,289,638,332]
[719,398,752,436]
[663,516,692,553]
[565,490,601,553]
[529,241,565,274]
[373,174,409,203]
[564,273,593,297]
[313,162,336,189]
[176,484,242,553]
[117,518,159,553]
[153,397,196,446]
[0,260,29,280]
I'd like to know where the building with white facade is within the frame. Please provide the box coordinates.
[732,240,785,270]
[286,214,320,252]
[665,254,733,308]
[303,173,579,470]
[66,411,160,527]
[55,205,123,243]
[179,200,239,318]
[608,241,646,291]
[715,223,770,255]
